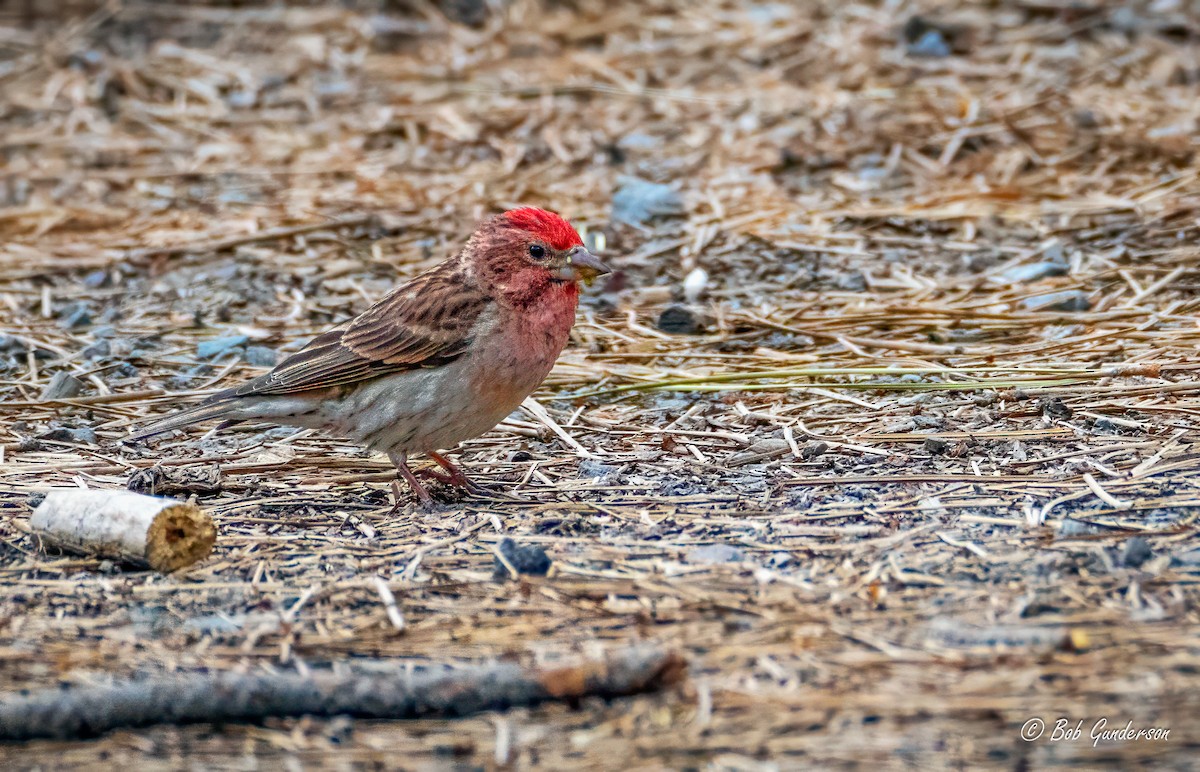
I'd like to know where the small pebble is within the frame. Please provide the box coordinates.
[182,613,247,635]
[1020,290,1090,312]
[57,302,92,329]
[82,270,109,288]
[243,345,278,367]
[908,28,951,57]
[40,372,85,400]
[492,538,551,579]
[657,304,703,335]
[801,441,828,459]
[683,267,709,303]
[1058,519,1106,537]
[38,426,98,444]
[611,176,685,227]
[80,340,111,360]
[1121,537,1153,569]
[0,334,26,353]
[1040,397,1073,420]
[168,363,215,390]
[686,543,744,564]
[226,89,258,109]
[617,132,662,151]
[835,271,867,292]
[761,332,814,350]
[1171,548,1200,567]
[197,335,249,358]
[1043,242,1066,263]
[903,15,965,57]
[577,458,620,482]
[923,437,950,455]
[1000,262,1068,284]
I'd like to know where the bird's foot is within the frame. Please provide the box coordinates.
[414,469,520,506]
[388,452,436,511]
[423,450,480,491]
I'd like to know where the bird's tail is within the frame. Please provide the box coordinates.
[126,398,239,443]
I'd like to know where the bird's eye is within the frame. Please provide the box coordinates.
[528,244,546,260]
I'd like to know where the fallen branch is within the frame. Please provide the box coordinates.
[29,490,216,573]
[0,647,685,741]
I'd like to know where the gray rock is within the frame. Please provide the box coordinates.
[57,302,92,329]
[0,334,26,353]
[908,29,950,57]
[38,426,97,444]
[657,304,704,335]
[835,271,867,291]
[687,543,745,564]
[1001,262,1068,283]
[168,363,214,389]
[197,335,249,358]
[82,270,109,288]
[1171,548,1200,567]
[1020,290,1090,312]
[1058,518,1106,537]
[225,89,258,109]
[611,176,685,227]
[617,132,661,151]
[903,15,963,57]
[243,345,278,367]
[492,537,551,579]
[80,340,111,360]
[924,437,949,455]
[1121,537,1153,568]
[578,459,621,482]
[41,371,85,400]
[183,613,247,635]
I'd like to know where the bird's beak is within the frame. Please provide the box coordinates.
[557,246,612,284]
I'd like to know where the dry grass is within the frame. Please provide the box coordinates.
[2,0,1199,767]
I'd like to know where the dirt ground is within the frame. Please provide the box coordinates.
[2,0,1199,768]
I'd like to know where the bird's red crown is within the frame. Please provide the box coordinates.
[502,207,583,251]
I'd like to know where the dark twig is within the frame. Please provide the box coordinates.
[0,647,686,741]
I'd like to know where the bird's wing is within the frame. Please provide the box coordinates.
[227,262,490,398]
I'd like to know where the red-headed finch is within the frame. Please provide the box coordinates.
[130,208,610,505]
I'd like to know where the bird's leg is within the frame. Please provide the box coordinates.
[408,450,517,502]
[388,451,434,507]
[424,450,526,501]
[425,450,477,490]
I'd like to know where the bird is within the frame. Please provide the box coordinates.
[129,207,611,506]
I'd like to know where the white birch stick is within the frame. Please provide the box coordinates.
[30,489,216,572]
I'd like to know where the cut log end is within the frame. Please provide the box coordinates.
[144,502,217,572]
[30,490,216,573]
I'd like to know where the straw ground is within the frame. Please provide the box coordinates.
[1,1,1198,767]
